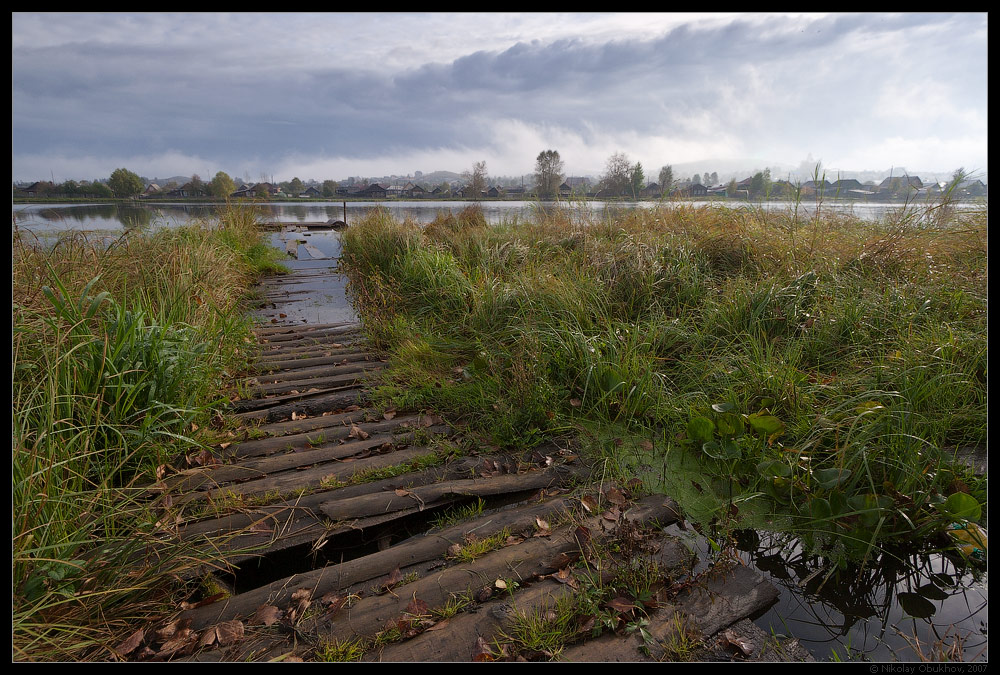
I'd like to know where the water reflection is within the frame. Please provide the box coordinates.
[735,530,988,661]
[15,198,983,235]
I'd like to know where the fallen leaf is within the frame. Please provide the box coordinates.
[569,398,582,408]
[252,605,283,627]
[580,494,598,513]
[473,636,494,662]
[721,629,755,657]
[115,629,145,656]
[447,543,462,557]
[602,507,621,521]
[406,596,430,617]
[215,620,244,647]
[348,424,369,440]
[426,618,451,632]
[383,410,396,420]
[640,440,654,452]
[494,579,507,590]
[605,487,626,506]
[606,597,635,614]
[475,586,493,602]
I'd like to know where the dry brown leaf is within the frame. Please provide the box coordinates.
[602,508,621,521]
[115,629,145,656]
[447,543,462,557]
[473,637,495,662]
[348,424,369,440]
[580,494,598,513]
[605,487,626,506]
[406,596,430,617]
[569,398,582,408]
[253,605,283,627]
[383,410,396,420]
[640,440,654,452]
[215,620,244,647]
[721,629,755,657]
[606,597,635,614]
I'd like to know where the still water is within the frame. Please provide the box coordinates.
[11,198,973,237]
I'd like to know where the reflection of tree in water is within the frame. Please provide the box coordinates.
[117,204,153,230]
[734,530,987,660]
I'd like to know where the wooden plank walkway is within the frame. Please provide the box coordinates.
[138,266,811,663]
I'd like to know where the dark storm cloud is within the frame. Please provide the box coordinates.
[12,12,987,180]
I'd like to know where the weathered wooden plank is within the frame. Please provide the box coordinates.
[225,414,430,458]
[231,389,368,424]
[181,495,582,630]
[248,359,384,385]
[318,463,589,522]
[247,368,382,397]
[256,352,373,372]
[305,496,681,643]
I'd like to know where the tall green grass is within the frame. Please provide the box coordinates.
[340,201,987,562]
[12,203,287,660]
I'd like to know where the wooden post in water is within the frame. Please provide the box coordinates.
[343,200,347,225]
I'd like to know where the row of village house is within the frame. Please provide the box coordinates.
[17,174,987,200]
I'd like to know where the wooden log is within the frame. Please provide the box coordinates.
[225,414,432,459]
[559,562,779,662]
[366,579,575,662]
[231,390,368,424]
[172,445,440,506]
[247,368,381,398]
[181,496,580,630]
[318,463,590,521]
[259,325,363,343]
[254,321,356,336]
[256,351,373,372]
[305,496,681,643]
[247,359,383,386]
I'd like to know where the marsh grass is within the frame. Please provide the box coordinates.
[12,203,287,660]
[340,200,987,562]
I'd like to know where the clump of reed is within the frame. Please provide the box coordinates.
[340,200,987,561]
[12,203,285,660]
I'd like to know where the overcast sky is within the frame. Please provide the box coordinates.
[12,12,988,184]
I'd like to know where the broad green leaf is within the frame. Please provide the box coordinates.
[757,460,791,478]
[939,493,981,521]
[815,467,852,490]
[711,402,734,413]
[746,413,785,437]
[719,438,742,460]
[701,441,724,459]
[686,416,715,444]
[809,497,833,521]
[716,413,743,438]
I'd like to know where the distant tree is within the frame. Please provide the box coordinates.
[601,152,633,197]
[692,173,702,185]
[630,162,645,199]
[463,161,488,198]
[288,177,305,195]
[533,149,564,199]
[210,171,236,198]
[710,172,719,185]
[727,179,739,197]
[322,180,338,197]
[190,174,204,194]
[658,165,674,195]
[86,180,113,198]
[58,180,79,196]
[108,168,144,198]
[255,183,270,199]
[749,170,771,198]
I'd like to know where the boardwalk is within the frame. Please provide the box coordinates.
[147,266,811,662]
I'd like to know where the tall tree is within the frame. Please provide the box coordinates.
[322,180,338,197]
[463,161,488,198]
[108,168,143,198]
[658,165,674,195]
[210,171,236,198]
[601,152,633,197]
[630,162,645,199]
[692,173,702,185]
[190,174,204,194]
[533,149,564,199]
[288,177,305,195]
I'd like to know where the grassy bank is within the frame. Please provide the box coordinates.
[12,204,287,660]
[340,202,987,563]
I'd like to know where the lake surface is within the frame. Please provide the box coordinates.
[12,198,980,237]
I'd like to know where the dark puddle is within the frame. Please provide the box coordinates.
[256,231,355,325]
[734,530,987,662]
